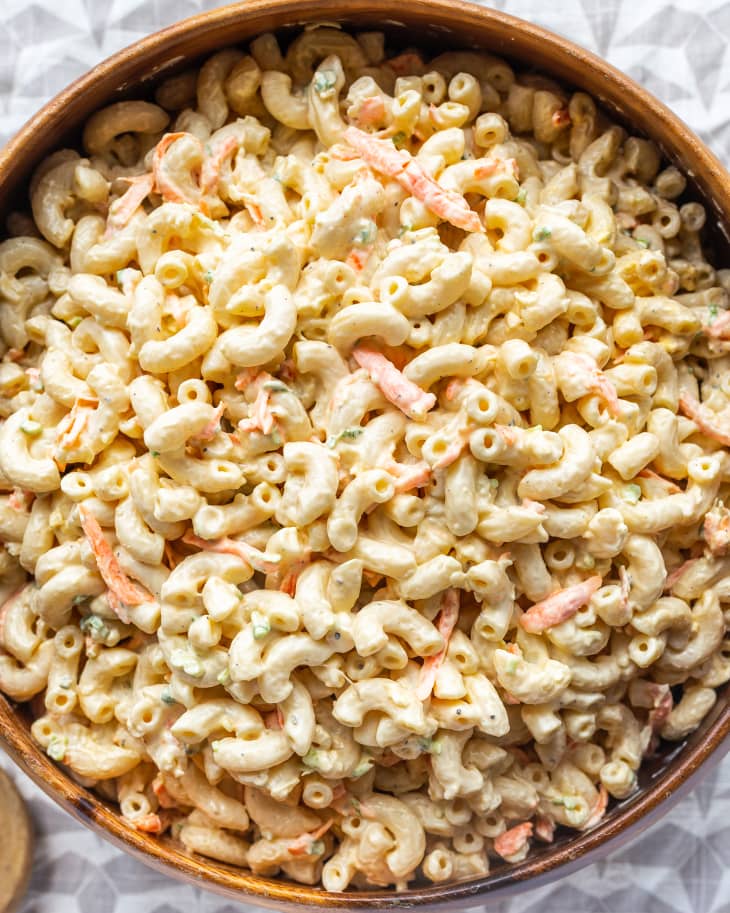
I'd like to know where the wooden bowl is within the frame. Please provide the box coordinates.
[1,0,730,907]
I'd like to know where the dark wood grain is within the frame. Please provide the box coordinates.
[1,0,730,908]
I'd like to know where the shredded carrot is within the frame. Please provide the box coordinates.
[128,811,171,835]
[79,505,152,608]
[679,393,730,446]
[287,819,333,856]
[55,397,98,453]
[7,488,29,511]
[106,589,130,624]
[551,108,571,128]
[6,348,24,362]
[238,389,275,436]
[152,132,203,205]
[355,95,386,127]
[443,377,469,402]
[473,160,499,180]
[663,557,698,591]
[239,193,267,228]
[431,432,470,471]
[582,786,608,830]
[105,173,154,236]
[493,822,533,860]
[190,402,226,444]
[234,372,280,436]
[353,345,436,420]
[343,126,481,232]
[200,135,239,195]
[182,530,280,575]
[703,309,730,339]
[416,589,460,701]
[520,576,603,634]
[234,368,262,391]
[346,248,370,272]
[637,468,682,493]
[387,460,432,493]
[566,352,622,418]
[152,777,177,809]
[279,557,312,597]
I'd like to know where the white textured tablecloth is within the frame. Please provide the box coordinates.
[3,1,730,911]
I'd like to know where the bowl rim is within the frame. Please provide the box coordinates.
[2,0,730,907]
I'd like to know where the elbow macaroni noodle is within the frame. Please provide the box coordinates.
[2,23,730,890]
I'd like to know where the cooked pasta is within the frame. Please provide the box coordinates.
[1,22,729,891]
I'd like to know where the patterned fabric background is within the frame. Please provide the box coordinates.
[2,1,730,911]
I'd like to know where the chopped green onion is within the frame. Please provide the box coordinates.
[350,756,374,778]
[47,735,67,761]
[516,188,527,205]
[624,483,642,504]
[217,668,231,685]
[161,688,177,705]
[418,737,442,755]
[67,316,83,329]
[79,614,110,641]
[327,427,363,448]
[313,70,337,95]
[252,611,271,640]
[533,226,552,242]
[170,649,204,678]
[354,219,377,246]
[263,381,290,393]
[302,748,321,769]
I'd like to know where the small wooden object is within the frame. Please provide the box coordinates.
[0,768,32,913]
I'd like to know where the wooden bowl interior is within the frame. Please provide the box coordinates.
[1,0,730,908]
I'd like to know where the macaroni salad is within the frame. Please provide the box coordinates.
[1,23,730,890]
